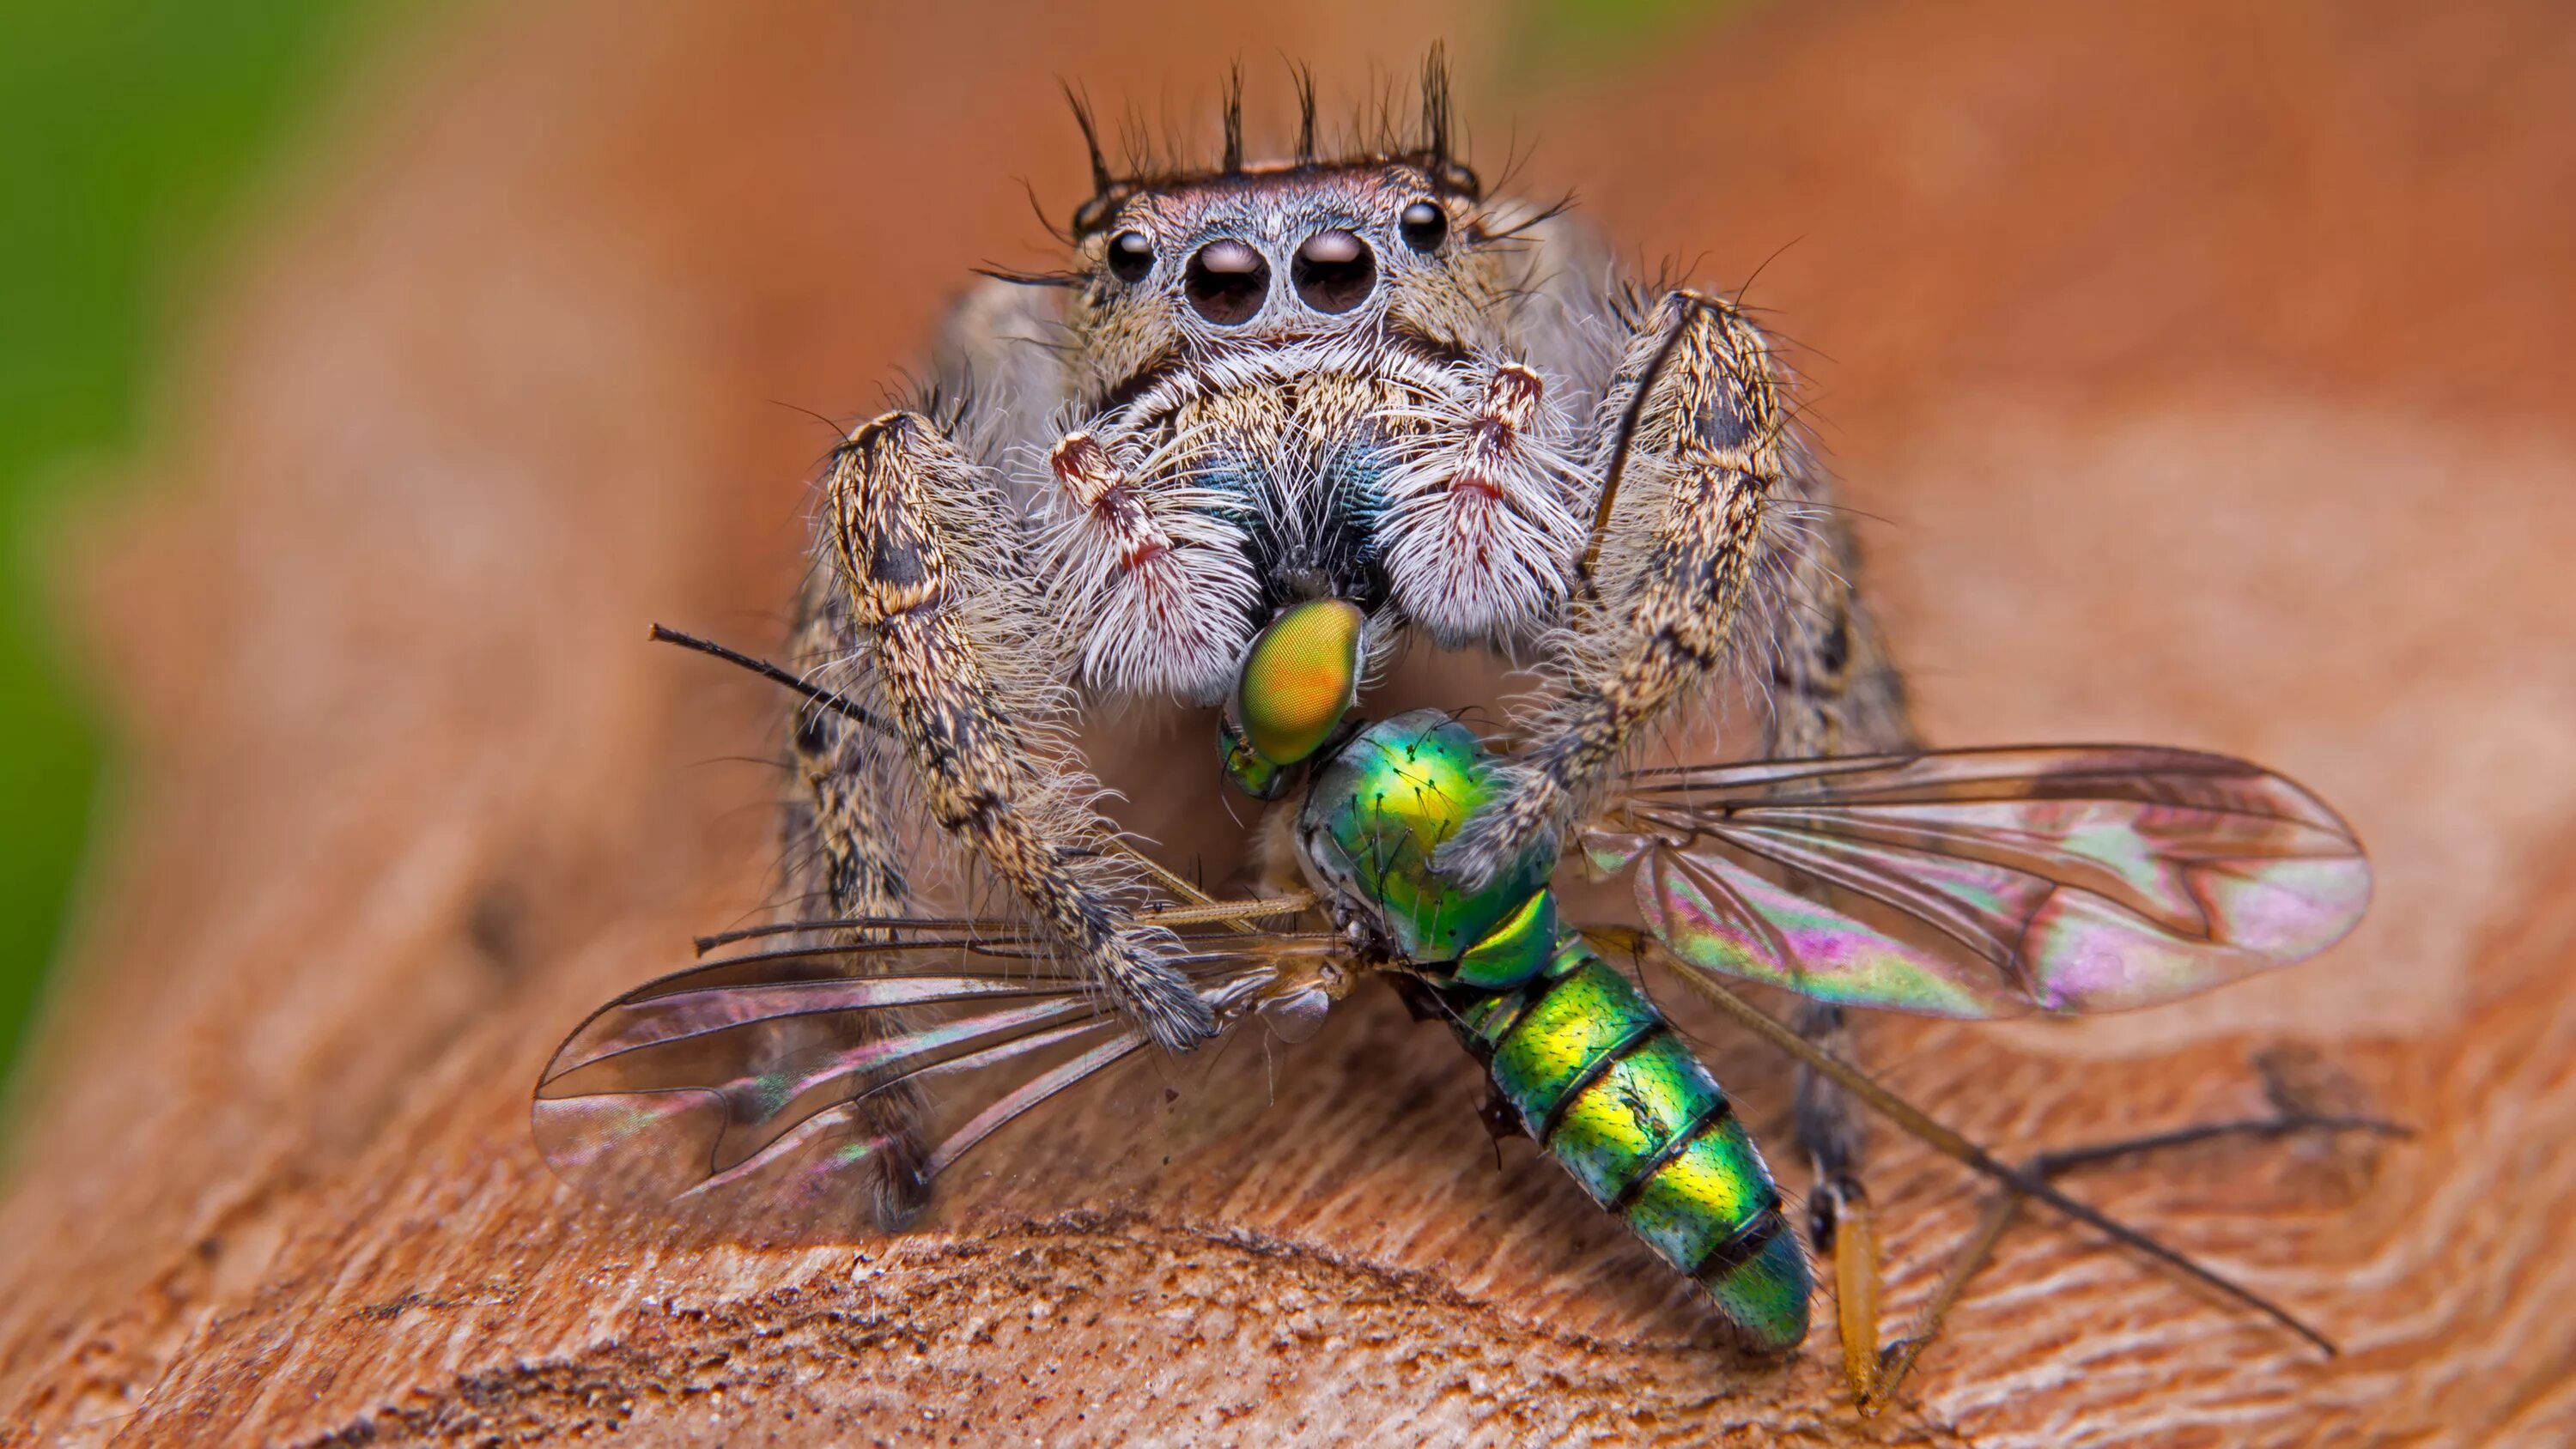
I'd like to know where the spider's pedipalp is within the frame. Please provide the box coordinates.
[1375,357,1583,648]
[1044,427,1261,703]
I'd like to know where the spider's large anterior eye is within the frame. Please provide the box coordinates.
[1108,230,1155,283]
[1400,200,1449,252]
[1184,239,1269,324]
[1293,229,1376,314]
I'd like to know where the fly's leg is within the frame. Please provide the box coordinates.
[828,409,1215,1049]
[1439,290,1795,887]
[1862,1106,2408,1414]
[1795,998,1885,1400]
[1631,953,2370,1380]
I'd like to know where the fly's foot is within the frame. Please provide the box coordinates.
[2016,1106,2411,1181]
[1857,1104,2409,1416]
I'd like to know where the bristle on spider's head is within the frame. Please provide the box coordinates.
[1066,48,1479,239]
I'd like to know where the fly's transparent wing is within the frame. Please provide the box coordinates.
[1584,745,2369,1018]
[532,921,1348,1239]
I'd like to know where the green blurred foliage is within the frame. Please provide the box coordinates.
[0,0,427,1092]
[1515,0,1758,71]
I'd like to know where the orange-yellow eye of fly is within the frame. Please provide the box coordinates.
[1234,598,1364,766]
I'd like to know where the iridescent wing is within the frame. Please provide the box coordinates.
[1583,745,2370,1018]
[532,914,1348,1239]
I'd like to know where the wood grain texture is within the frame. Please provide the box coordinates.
[4,1,2573,1444]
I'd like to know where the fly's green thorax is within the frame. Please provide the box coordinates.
[1297,712,1552,966]
[1297,710,1811,1352]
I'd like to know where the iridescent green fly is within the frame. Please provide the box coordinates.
[538,597,2380,1405]
[1224,598,1815,1343]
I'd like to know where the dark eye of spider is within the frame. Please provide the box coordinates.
[1292,230,1376,314]
[1400,201,1448,252]
[1107,230,1154,283]
[1184,239,1269,324]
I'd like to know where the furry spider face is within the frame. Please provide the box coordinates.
[1028,103,1595,705]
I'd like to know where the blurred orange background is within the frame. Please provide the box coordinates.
[3,2,2571,1443]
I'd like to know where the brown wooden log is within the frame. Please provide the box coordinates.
[5,1,2573,1444]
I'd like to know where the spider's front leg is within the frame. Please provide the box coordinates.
[828,410,1215,1050]
[1439,289,1794,884]
[772,571,937,1228]
[1716,353,1923,1397]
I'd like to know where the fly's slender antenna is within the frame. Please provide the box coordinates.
[1109,836,1245,926]
[696,915,1020,953]
[697,894,1317,954]
[1578,302,1697,592]
[1592,928,2345,1356]
[648,622,886,735]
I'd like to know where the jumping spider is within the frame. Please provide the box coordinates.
[781,63,1907,1228]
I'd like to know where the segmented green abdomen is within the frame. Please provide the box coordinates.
[1296,709,1810,1350]
[1465,943,1811,1351]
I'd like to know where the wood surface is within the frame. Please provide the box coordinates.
[3,1,2573,1444]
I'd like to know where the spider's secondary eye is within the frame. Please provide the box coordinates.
[1107,230,1155,283]
[1184,239,1269,324]
[1292,229,1376,314]
[1400,201,1449,252]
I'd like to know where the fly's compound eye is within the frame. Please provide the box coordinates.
[1292,229,1376,314]
[1107,230,1155,284]
[1230,598,1364,769]
[1400,200,1449,253]
[1184,239,1269,324]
